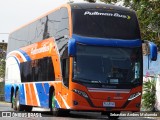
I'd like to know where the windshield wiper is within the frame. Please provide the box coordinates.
[73,78,103,84]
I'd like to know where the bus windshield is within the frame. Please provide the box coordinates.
[72,9,140,40]
[73,44,142,89]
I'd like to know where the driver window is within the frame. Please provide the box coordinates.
[61,48,69,88]
[62,58,69,87]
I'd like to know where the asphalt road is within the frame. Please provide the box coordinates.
[0,102,159,120]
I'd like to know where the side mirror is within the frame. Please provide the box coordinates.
[149,42,157,61]
[142,40,157,61]
[68,38,76,56]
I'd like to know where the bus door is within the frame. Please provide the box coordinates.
[61,48,70,109]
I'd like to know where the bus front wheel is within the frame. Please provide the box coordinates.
[49,91,70,116]
[50,91,61,116]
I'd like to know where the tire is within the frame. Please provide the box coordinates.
[12,94,16,110]
[15,90,25,111]
[50,91,59,116]
[11,90,14,108]
[102,111,120,120]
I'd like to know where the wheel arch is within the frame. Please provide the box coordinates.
[49,86,55,108]
[10,86,14,103]
[15,86,19,97]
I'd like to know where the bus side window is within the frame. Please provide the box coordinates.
[47,57,55,81]
[62,58,69,88]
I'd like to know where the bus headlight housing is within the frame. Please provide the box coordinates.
[73,89,89,98]
[128,92,141,101]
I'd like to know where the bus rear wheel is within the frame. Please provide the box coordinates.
[15,90,25,111]
[11,89,14,108]
[12,94,16,110]
[14,90,33,112]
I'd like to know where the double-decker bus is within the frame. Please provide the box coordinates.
[5,3,157,119]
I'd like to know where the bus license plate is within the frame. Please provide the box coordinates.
[103,102,115,107]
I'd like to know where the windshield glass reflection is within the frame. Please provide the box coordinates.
[73,44,142,86]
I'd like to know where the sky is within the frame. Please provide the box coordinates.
[0,0,90,42]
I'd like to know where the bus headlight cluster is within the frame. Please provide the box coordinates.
[128,92,141,101]
[73,89,89,98]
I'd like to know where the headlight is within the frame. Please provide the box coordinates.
[128,92,141,101]
[73,89,89,98]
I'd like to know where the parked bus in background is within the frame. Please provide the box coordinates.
[5,3,157,119]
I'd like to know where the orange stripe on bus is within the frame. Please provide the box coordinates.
[15,53,24,63]
[25,83,32,105]
[10,52,24,63]
[21,38,58,61]
[30,83,38,106]
[65,4,72,37]
[69,57,73,88]
[52,56,61,80]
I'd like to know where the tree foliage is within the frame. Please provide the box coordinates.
[142,79,156,111]
[0,43,7,79]
[0,59,5,79]
[85,0,160,46]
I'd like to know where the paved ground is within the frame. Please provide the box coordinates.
[0,101,159,120]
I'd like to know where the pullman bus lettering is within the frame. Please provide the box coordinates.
[84,11,129,19]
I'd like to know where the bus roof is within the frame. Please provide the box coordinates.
[10,3,134,34]
[70,3,134,13]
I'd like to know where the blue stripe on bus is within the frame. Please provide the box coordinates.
[14,56,20,67]
[19,84,26,105]
[72,34,141,47]
[4,83,12,102]
[4,83,18,103]
[18,49,31,61]
[55,100,60,108]
[35,83,50,108]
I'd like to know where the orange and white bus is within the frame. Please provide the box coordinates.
[5,3,157,119]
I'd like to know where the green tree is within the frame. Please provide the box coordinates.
[142,79,156,111]
[85,0,160,46]
[0,43,7,101]
[122,0,160,46]
[0,59,5,79]
[0,43,7,80]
